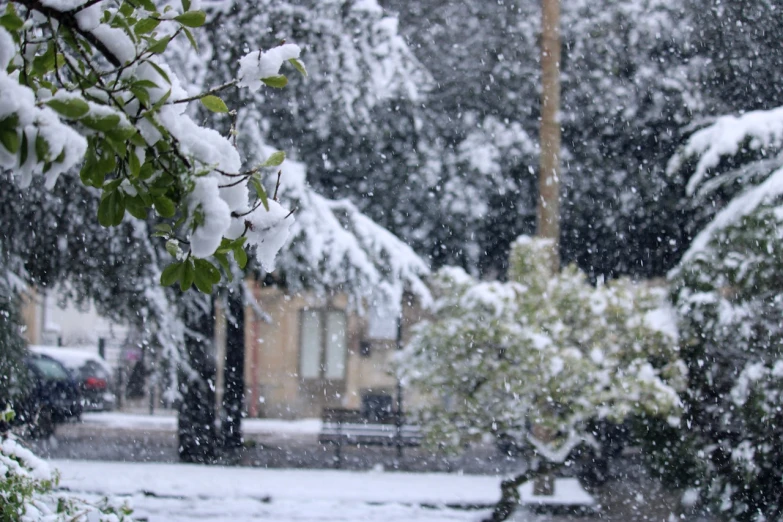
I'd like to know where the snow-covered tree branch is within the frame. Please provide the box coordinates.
[0,0,305,294]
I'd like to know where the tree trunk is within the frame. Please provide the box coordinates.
[221,287,245,449]
[537,0,562,272]
[483,469,536,522]
[532,424,556,496]
[178,302,217,464]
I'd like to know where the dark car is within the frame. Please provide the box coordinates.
[30,346,116,412]
[16,353,82,437]
[73,359,114,411]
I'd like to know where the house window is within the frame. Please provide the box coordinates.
[299,309,347,381]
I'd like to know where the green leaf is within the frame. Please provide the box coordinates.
[181,0,191,12]
[193,271,212,293]
[183,27,198,51]
[128,151,141,178]
[81,113,122,132]
[0,7,24,31]
[234,246,248,269]
[31,43,56,76]
[133,79,159,90]
[125,195,148,219]
[200,95,229,113]
[214,251,232,281]
[194,259,220,293]
[131,86,151,108]
[195,258,221,284]
[134,17,160,35]
[0,128,19,154]
[151,89,172,111]
[165,239,179,257]
[262,75,288,89]
[137,0,156,10]
[46,98,90,119]
[174,10,206,27]
[160,262,183,287]
[34,134,49,162]
[261,150,285,167]
[96,147,116,176]
[79,147,97,186]
[139,161,154,180]
[180,258,195,291]
[288,58,307,76]
[118,1,134,17]
[107,126,138,144]
[154,196,176,218]
[147,35,173,54]
[148,61,171,85]
[98,190,126,227]
[250,176,269,211]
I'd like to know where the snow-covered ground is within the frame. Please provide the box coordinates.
[51,459,593,522]
[80,412,321,435]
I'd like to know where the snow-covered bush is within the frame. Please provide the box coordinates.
[666,204,783,521]
[1,409,133,521]
[399,236,684,520]
[0,0,306,294]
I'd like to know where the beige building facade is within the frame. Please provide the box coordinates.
[243,282,419,419]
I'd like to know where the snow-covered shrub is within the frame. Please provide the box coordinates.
[667,204,783,521]
[662,103,783,521]
[400,235,684,465]
[1,408,133,521]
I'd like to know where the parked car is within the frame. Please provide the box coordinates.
[29,346,116,412]
[15,353,82,437]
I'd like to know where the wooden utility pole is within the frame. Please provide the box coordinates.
[537,0,562,272]
[533,0,562,500]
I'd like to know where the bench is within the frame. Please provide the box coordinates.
[318,408,422,468]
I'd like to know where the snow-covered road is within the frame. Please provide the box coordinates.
[50,459,593,521]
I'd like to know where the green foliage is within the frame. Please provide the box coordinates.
[400,236,684,463]
[1,1,304,294]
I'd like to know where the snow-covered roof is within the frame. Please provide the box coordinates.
[28,345,112,373]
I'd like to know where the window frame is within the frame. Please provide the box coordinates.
[298,307,348,383]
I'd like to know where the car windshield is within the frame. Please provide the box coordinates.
[30,357,70,381]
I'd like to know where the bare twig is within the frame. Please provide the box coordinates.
[173,79,239,104]
[273,170,282,201]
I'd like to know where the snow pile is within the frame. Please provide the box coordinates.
[1,431,134,521]
[0,29,87,189]
[238,44,301,92]
[187,177,232,258]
